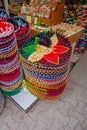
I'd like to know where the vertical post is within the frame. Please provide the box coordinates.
[3,0,9,14]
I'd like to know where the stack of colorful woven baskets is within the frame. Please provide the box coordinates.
[19,32,72,100]
[7,16,30,48]
[0,9,10,22]
[84,23,87,41]
[0,22,23,96]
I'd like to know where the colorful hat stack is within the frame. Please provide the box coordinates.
[7,16,30,48]
[74,38,87,55]
[0,9,10,22]
[0,22,23,96]
[76,7,87,39]
[84,23,87,41]
[19,32,72,100]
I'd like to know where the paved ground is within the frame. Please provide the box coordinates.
[0,53,87,130]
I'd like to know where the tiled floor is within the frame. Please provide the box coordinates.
[0,53,87,130]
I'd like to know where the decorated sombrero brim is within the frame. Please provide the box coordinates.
[19,32,72,67]
[0,22,14,39]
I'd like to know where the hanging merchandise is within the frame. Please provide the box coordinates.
[0,22,23,96]
[7,16,30,48]
[0,9,10,22]
[19,32,72,100]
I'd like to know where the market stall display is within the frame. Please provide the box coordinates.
[20,0,65,25]
[31,22,84,44]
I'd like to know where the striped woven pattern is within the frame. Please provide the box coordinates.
[0,22,23,96]
[19,32,72,100]
[7,16,31,48]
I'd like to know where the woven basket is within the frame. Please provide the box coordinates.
[9,4,21,15]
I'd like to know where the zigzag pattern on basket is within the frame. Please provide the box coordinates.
[0,22,23,96]
[19,32,72,100]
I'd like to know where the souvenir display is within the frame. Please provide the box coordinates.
[0,22,23,96]
[31,22,49,34]
[70,6,87,55]
[7,16,30,48]
[50,23,83,37]
[21,0,51,18]
[20,0,65,25]
[31,22,83,41]
[19,32,72,100]
[62,3,87,56]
